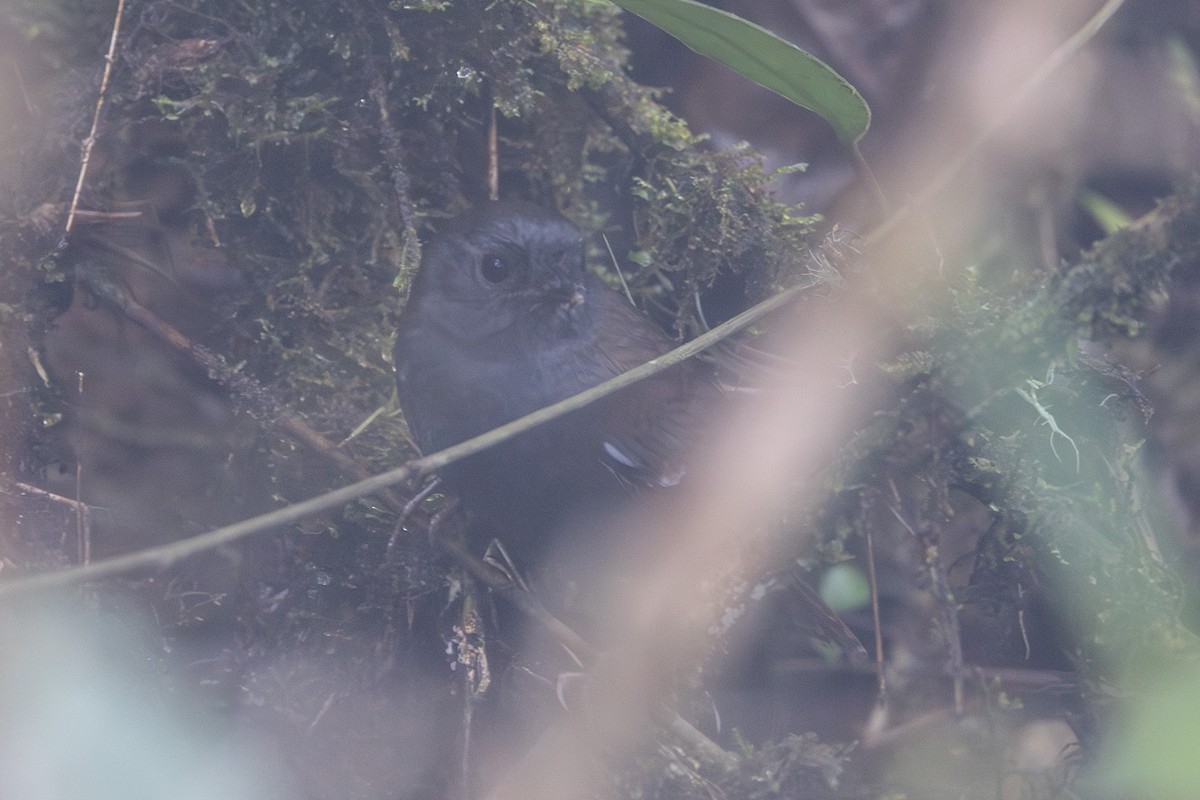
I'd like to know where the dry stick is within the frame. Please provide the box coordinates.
[62,0,126,240]
[0,276,815,600]
[446,529,736,769]
[366,63,420,271]
[439,537,595,662]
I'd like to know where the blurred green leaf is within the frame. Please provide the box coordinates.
[1096,664,1200,800]
[1079,189,1133,234]
[819,563,870,612]
[628,250,655,267]
[611,0,870,143]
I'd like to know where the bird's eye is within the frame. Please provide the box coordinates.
[480,253,511,283]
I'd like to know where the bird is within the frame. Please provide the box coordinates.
[393,200,712,562]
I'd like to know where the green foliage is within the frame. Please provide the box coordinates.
[6,1,1200,797]
[24,0,822,486]
[1097,662,1200,799]
[610,0,870,143]
[630,142,818,330]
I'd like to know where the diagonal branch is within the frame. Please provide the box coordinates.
[0,274,819,599]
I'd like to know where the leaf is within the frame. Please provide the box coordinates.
[611,0,870,143]
[1079,189,1133,234]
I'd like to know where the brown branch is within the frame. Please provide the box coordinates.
[0,274,817,597]
[81,273,398,496]
[76,259,741,766]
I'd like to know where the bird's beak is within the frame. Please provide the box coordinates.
[567,284,586,309]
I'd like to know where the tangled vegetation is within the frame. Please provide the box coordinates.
[0,1,1198,798]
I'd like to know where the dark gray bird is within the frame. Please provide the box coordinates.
[393,201,711,559]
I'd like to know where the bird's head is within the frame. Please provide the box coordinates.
[406,201,591,342]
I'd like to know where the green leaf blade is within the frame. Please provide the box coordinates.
[612,0,870,144]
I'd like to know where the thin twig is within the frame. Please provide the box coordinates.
[75,371,89,565]
[0,274,818,599]
[366,61,420,271]
[10,57,35,114]
[865,529,885,699]
[441,535,735,768]
[437,536,595,662]
[10,481,94,539]
[386,477,441,558]
[0,462,421,598]
[487,103,499,202]
[62,0,127,241]
[601,232,636,306]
